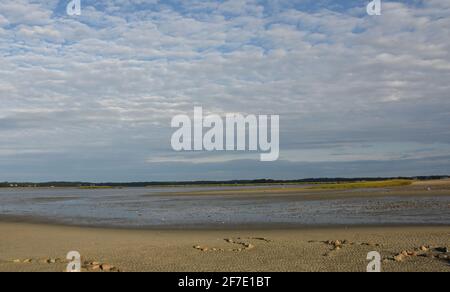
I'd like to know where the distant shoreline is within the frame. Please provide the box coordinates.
[1,176,449,188]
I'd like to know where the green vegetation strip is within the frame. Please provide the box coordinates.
[308,180,413,190]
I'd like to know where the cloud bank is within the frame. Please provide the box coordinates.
[0,0,449,181]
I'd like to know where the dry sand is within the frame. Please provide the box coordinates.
[0,223,448,272]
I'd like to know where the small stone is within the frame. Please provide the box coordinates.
[420,246,429,252]
[225,238,234,243]
[401,251,409,257]
[334,246,341,251]
[101,264,115,272]
[13,259,21,263]
[23,259,32,263]
[200,248,208,252]
[44,258,56,264]
[194,245,202,249]
[92,265,101,271]
[394,254,405,262]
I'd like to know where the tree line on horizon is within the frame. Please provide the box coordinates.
[0,176,448,188]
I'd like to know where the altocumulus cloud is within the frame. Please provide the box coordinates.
[0,0,449,181]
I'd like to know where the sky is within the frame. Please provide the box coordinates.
[0,0,450,182]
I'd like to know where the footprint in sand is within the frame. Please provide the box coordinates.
[194,237,272,253]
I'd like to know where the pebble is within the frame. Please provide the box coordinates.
[46,258,57,264]
[420,246,429,252]
[101,264,115,272]
[394,254,405,262]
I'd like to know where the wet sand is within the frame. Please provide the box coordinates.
[0,223,449,272]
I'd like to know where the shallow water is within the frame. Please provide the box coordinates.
[0,187,449,228]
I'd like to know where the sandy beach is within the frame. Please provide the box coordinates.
[0,223,448,272]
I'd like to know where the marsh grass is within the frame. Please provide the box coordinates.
[308,180,413,190]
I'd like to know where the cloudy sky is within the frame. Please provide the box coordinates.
[0,0,449,182]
